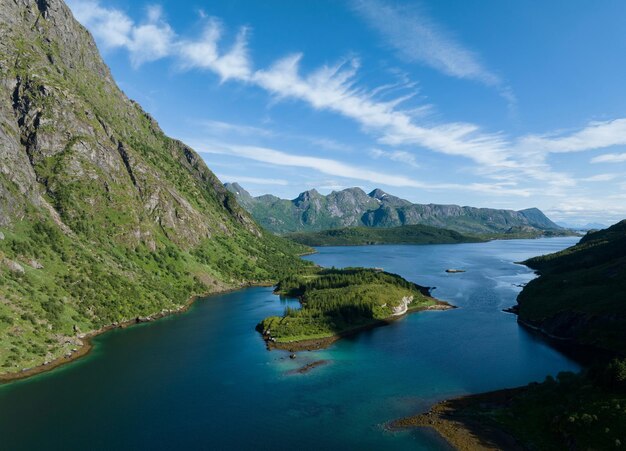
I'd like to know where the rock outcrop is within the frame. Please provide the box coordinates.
[391,296,414,316]
[0,0,306,375]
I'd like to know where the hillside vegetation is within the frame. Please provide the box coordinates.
[517,220,626,354]
[403,220,626,449]
[257,267,446,346]
[286,224,484,246]
[0,0,310,376]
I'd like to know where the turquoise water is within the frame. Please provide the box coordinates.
[0,238,580,450]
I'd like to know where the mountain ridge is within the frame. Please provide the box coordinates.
[225,183,564,235]
[0,0,308,376]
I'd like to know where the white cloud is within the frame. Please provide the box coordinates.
[216,174,289,186]
[591,152,626,164]
[545,197,626,225]
[308,137,353,153]
[369,148,420,168]
[68,1,247,77]
[195,141,532,196]
[253,54,514,169]
[177,20,252,80]
[518,119,626,154]
[198,119,274,137]
[68,1,626,202]
[69,2,519,171]
[68,1,175,67]
[580,173,620,182]
[351,0,500,86]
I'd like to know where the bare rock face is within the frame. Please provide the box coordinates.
[28,259,43,269]
[3,258,25,274]
[0,0,301,374]
[391,295,414,316]
[0,0,260,246]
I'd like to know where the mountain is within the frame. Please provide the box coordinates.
[286,224,484,247]
[516,220,626,355]
[225,184,564,235]
[0,0,308,376]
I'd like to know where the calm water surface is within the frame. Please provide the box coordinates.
[0,238,580,450]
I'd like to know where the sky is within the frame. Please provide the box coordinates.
[66,0,626,227]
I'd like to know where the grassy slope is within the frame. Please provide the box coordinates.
[257,267,439,343]
[517,220,626,354]
[0,1,311,375]
[285,224,484,246]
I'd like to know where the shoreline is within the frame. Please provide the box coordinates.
[0,281,273,384]
[388,387,527,451]
[264,299,455,352]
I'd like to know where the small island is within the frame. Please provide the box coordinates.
[257,267,453,351]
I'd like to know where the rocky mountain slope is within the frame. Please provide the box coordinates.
[516,220,626,355]
[225,182,564,235]
[0,0,308,376]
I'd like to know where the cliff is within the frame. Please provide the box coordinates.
[0,0,308,376]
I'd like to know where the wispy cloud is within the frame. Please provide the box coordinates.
[351,0,516,109]
[69,1,513,171]
[351,0,499,85]
[545,197,626,225]
[591,152,626,164]
[518,119,626,154]
[252,54,514,169]
[195,141,532,196]
[369,148,420,168]
[198,119,274,137]
[215,174,289,186]
[69,1,626,205]
[580,173,620,182]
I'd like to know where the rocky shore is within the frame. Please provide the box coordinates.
[388,388,527,450]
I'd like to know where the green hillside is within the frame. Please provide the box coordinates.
[0,0,310,376]
[286,224,484,246]
[517,220,626,354]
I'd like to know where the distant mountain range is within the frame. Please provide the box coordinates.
[225,183,565,235]
[556,221,609,231]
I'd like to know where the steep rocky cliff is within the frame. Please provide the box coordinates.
[0,0,307,375]
[225,183,564,235]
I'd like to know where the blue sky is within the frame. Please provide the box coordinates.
[67,0,626,226]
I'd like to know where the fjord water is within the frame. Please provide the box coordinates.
[0,238,580,450]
